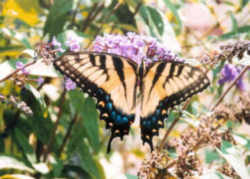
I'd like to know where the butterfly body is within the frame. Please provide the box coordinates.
[54,51,209,152]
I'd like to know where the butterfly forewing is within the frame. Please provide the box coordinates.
[140,61,210,149]
[54,52,138,152]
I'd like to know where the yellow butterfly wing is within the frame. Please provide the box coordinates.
[54,52,138,152]
[140,61,210,149]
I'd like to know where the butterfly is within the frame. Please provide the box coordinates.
[53,51,210,152]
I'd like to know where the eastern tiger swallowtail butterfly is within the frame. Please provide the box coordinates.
[53,51,210,152]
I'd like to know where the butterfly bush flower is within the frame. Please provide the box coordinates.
[16,61,29,75]
[51,37,64,52]
[65,78,76,91]
[37,77,44,85]
[66,37,81,52]
[92,32,183,65]
[218,64,245,90]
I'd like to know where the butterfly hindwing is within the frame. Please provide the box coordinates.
[140,61,210,149]
[53,52,138,152]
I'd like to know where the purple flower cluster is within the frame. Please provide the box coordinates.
[92,32,182,65]
[65,78,76,91]
[65,37,81,52]
[218,64,245,90]
[36,77,44,85]
[51,35,81,53]
[51,37,64,52]
[16,61,29,75]
[52,36,81,91]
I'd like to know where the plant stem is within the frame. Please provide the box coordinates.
[58,113,78,156]
[43,89,66,162]
[81,3,104,32]
[210,66,249,111]
[0,60,36,83]
[158,99,191,151]
[133,2,142,17]
[87,3,121,47]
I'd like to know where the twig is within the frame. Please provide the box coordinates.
[165,135,208,170]
[81,3,104,32]
[0,60,36,83]
[158,99,192,151]
[58,113,78,156]
[70,1,81,27]
[86,3,121,48]
[43,89,66,162]
[132,2,142,17]
[210,66,249,111]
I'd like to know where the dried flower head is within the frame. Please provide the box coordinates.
[35,42,58,65]
[217,163,240,179]
[6,95,33,115]
[176,152,202,178]
[219,40,250,62]
[138,151,169,179]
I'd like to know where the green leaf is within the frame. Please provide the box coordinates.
[219,25,250,39]
[77,140,104,179]
[245,139,250,150]
[68,90,100,152]
[115,3,136,27]
[20,86,53,144]
[0,155,34,173]
[14,128,36,164]
[205,150,220,163]
[216,172,225,179]
[62,165,92,179]
[163,0,182,34]
[230,12,238,32]
[21,85,45,116]
[220,140,233,154]
[146,6,164,36]
[245,155,250,165]
[81,97,100,152]
[139,5,149,25]
[44,0,73,37]
[68,90,86,115]
[0,45,24,53]
[126,174,138,179]
[241,0,249,9]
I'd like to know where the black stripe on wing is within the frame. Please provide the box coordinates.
[53,52,137,153]
[141,62,210,150]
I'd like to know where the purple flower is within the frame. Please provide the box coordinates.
[16,61,29,75]
[65,78,76,91]
[37,77,44,85]
[218,64,245,90]
[16,61,24,69]
[91,32,181,65]
[66,37,81,52]
[52,37,64,52]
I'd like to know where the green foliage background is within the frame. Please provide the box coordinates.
[0,0,250,179]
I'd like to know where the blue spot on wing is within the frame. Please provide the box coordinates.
[95,88,134,153]
[140,103,168,151]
